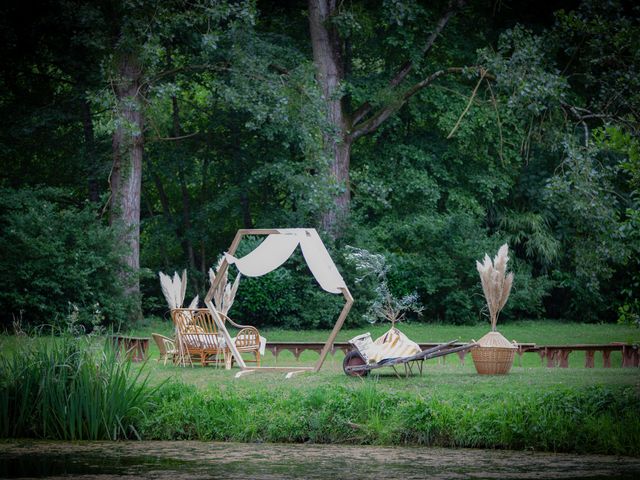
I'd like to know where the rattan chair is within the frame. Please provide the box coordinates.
[171,308,261,368]
[172,308,226,366]
[152,333,178,365]
[217,312,261,367]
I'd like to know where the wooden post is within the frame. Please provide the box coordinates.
[546,348,557,368]
[314,287,353,372]
[538,349,546,366]
[585,350,595,368]
[622,345,639,368]
[558,350,571,368]
[602,350,611,368]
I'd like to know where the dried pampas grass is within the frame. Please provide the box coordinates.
[209,257,241,315]
[476,243,514,332]
[159,270,186,310]
[159,270,198,310]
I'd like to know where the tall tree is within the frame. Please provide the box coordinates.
[308,0,470,237]
[110,52,145,316]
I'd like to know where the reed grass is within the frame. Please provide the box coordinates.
[0,336,155,440]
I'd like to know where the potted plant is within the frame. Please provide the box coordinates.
[471,244,517,374]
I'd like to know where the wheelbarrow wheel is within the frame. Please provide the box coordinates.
[343,350,369,377]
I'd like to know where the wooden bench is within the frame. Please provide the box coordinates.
[110,335,149,362]
[265,341,536,367]
[526,343,639,368]
[264,341,639,369]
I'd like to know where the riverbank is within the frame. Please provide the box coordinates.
[139,380,640,455]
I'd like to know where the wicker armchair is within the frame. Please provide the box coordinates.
[172,308,226,366]
[218,312,261,367]
[152,333,178,365]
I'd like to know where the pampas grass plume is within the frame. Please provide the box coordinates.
[476,243,514,331]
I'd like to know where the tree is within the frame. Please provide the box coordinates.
[308,0,474,237]
[110,52,145,313]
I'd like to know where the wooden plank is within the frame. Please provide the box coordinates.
[237,228,280,235]
[527,344,628,351]
[585,350,595,368]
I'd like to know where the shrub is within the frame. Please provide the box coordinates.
[139,381,640,455]
[0,187,131,330]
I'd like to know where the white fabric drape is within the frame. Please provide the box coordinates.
[224,229,347,294]
[295,229,347,294]
[224,233,299,277]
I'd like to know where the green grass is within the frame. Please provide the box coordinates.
[125,317,640,345]
[112,318,640,390]
[126,318,640,455]
[1,320,639,454]
[0,336,155,440]
[139,379,640,455]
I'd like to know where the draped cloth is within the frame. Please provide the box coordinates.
[349,328,421,364]
[224,229,347,294]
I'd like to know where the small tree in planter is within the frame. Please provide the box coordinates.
[344,247,424,368]
[345,246,423,327]
[472,244,517,374]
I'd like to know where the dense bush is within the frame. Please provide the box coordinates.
[232,247,347,329]
[0,187,131,330]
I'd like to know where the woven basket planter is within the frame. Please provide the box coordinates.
[471,331,516,375]
[471,346,515,375]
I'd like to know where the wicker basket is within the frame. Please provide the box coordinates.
[471,346,515,375]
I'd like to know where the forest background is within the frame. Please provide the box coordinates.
[0,0,638,332]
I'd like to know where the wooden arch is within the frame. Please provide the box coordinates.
[204,229,354,378]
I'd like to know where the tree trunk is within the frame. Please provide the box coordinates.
[323,140,351,233]
[308,0,351,238]
[171,94,198,279]
[110,53,143,321]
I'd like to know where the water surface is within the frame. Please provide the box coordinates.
[1,441,639,479]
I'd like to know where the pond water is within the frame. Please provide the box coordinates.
[1,441,639,479]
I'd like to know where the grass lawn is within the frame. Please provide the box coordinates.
[126,317,640,346]
[107,318,640,394]
[3,319,639,392]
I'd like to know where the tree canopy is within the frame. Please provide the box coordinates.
[0,0,638,330]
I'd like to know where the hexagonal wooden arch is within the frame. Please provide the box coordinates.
[204,229,354,378]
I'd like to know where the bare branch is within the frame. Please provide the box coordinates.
[446,68,487,139]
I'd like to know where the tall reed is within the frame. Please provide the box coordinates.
[0,336,155,440]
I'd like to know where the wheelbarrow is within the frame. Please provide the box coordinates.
[343,339,478,378]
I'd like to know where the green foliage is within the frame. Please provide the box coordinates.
[345,246,423,325]
[544,141,633,320]
[0,187,131,330]
[138,380,640,455]
[2,0,639,327]
[0,336,155,439]
[230,243,344,330]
